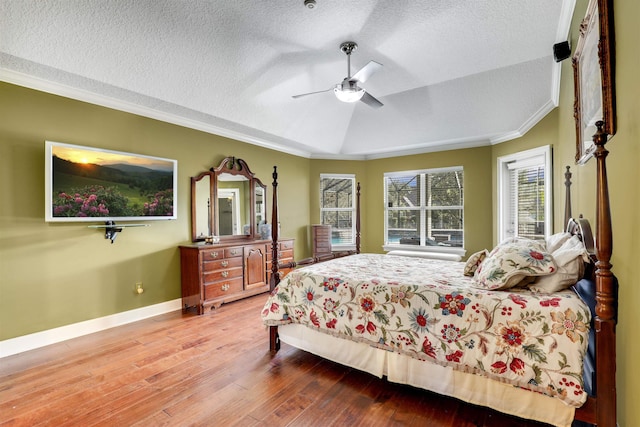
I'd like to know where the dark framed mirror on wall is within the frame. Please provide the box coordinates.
[190,157,266,243]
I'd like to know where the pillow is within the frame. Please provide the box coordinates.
[546,231,572,253]
[472,243,556,290]
[499,236,544,248]
[529,235,588,293]
[463,249,488,276]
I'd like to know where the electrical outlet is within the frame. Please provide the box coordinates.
[135,282,144,294]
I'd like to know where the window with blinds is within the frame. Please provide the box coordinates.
[384,167,464,249]
[498,146,552,242]
[320,174,355,246]
[509,163,545,239]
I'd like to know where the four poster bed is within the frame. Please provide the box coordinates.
[262,122,617,427]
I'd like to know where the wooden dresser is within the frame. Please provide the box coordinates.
[266,238,295,285]
[180,239,294,314]
[312,224,332,257]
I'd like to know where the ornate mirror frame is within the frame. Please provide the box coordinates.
[190,157,266,242]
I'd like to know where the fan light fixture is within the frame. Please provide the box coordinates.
[334,85,365,103]
[292,41,383,108]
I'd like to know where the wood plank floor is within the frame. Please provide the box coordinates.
[0,295,556,426]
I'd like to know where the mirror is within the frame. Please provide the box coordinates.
[191,157,266,242]
[192,172,212,240]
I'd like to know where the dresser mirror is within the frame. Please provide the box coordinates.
[191,157,266,242]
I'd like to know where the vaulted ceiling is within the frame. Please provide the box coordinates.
[0,0,575,159]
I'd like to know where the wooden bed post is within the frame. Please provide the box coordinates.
[356,182,361,254]
[564,166,572,231]
[592,121,616,427]
[269,166,281,352]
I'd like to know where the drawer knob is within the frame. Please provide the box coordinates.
[209,251,219,259]
[222,271,229,278]
[230,249,239,255]
[221,260,229,267]
[222,284,230,291]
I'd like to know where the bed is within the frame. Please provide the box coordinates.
[263,122,617,427]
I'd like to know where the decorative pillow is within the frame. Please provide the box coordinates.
[463,249,488,276]
[545,231,572,253]
[472,243,556,290]
[498,236,543,248]
[529,235,588,293]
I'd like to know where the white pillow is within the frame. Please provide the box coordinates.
[529,235,588,293]
[546,232,572,253]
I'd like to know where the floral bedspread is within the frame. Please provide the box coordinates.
[261,254,591,407]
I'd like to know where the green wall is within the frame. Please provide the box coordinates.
[0,82,311,340]
[309,148,493,256]
[1,0,638,422]
[490,1,640,424]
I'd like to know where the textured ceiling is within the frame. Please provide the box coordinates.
[0,0,575,159]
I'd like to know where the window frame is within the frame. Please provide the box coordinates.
[319,173,357,250]
[383,166,465,256]
[497,145,553,243]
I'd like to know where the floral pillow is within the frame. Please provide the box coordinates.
[463,249,488,276]
[472,242,557,290]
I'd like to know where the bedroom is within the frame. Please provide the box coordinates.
[0,1,638,425]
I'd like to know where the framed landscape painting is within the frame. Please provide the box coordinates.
[45,141,177,222]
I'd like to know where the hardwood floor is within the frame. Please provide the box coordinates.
[0,295,554,426]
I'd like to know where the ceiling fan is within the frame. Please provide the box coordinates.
[292,41,383,108]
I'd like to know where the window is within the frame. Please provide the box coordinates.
[497,146,552,242]
[384,167,464,253]
[320,174,356,248]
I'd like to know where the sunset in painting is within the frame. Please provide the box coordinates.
[53,145,173,172]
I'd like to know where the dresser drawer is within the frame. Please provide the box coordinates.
[204,277,243,300]
[225,247,243,258]
[202,249,225,261]
[203,266,243,283]
[280,240,294,250]
[203,256,242,272]
[266,249,294,262]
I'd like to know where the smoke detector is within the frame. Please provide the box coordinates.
[304,0,316,9]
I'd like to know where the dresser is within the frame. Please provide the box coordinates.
[311,224,332,257]
[266,239,295,285]
[180,239,294,314]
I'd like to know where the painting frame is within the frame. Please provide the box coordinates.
[572,0,616,164]
[45,141,178,222]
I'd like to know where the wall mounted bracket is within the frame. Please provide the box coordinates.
[88,221,149,243]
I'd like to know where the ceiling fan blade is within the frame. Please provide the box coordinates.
[360,91,383,108]
[292,88,332,99]
[350,60,383,83]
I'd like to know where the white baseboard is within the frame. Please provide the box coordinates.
[0,299,182,358]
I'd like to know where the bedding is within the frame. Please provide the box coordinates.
[262,253,591,409]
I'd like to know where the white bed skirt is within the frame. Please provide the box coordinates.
[277,323,575,427]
